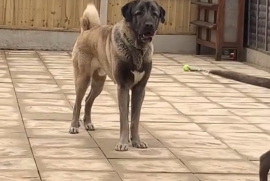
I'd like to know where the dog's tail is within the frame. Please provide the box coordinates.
[80,4,101,33]
[209,70,270,89]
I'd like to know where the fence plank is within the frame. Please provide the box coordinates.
[5,0,14,26]
[175,0,184,33]
[0,0,4,25]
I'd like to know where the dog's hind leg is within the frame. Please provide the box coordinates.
[83,69,106,131]
[69,70,90,134]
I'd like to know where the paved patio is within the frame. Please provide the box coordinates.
[0,50,270,180]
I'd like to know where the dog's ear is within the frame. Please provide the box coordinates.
[121,1,137,22]
[159,6,166,24]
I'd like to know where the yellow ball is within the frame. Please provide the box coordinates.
[183,64,190,71]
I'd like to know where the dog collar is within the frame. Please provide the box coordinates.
[123,33,145,53]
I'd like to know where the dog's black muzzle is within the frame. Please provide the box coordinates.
[138,21,156,43]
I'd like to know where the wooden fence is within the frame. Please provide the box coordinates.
[0,0,197,34]
[0,0,100,31]
[107,0,197,34]
[246,0,270,53]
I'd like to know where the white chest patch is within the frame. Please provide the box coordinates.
[131,71,145,86]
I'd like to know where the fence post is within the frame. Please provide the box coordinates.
[265,0,269,51]
[255,0,259,49]
[247,0,251,46]
[100,0,109,25]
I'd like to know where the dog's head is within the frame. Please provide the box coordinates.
[121,0,165,43]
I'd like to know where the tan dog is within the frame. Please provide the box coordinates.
[260,150,270,181]
[69,0,165,151]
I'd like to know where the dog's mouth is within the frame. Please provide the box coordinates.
[139,32,154,42]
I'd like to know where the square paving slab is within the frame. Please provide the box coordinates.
[40,171,121,181]
[1,50,269,180]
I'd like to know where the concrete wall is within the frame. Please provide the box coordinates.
[244,48,270,70]
[0,29,196,53]
[0,0,196,54]
[0,29,78,51]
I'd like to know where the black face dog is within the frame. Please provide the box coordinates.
[260,150,270,181]
[121,0,166,43]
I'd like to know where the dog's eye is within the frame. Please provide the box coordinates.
[153,12,158,16]
[135,11,142,16]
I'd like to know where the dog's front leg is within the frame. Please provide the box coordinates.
[130,84,148,149]
[115,86,130,151]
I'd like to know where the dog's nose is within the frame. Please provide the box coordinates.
[145,22,153,28]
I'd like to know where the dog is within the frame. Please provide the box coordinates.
[69,0,165,151]
[260,150,270,181]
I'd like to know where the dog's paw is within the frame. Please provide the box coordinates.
[85,123,95,131]
[115,142,129,151]
[69,126,79,134]
[132,140,148,149]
